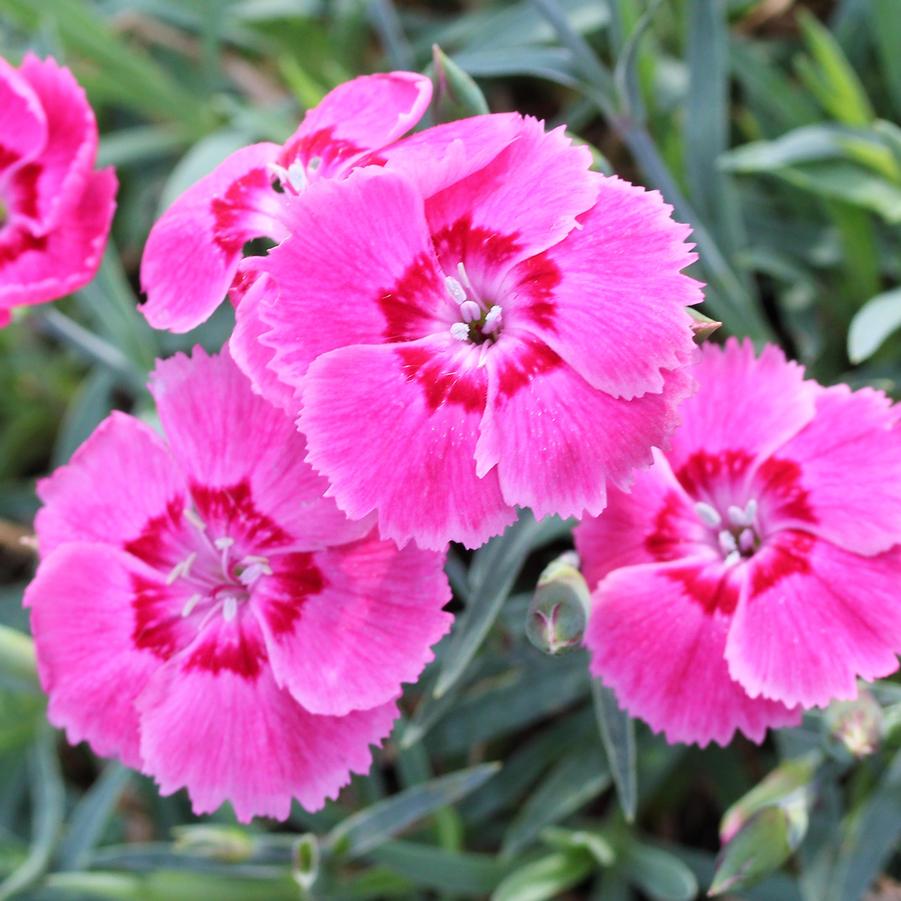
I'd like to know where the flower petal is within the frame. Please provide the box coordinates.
[667,339,817,472]
[475,334,694,520]
[35,411,185,557]
[257,533,451,715]
[300,337,514,550]
[0,166,116,309]
[587,558,800,747]
[279,71,431,176]
[0,55,46,170]
[24,543,164,768]
[137,614,396,821]
[259,166,446,390]
[139,142,283,332]
[754,385,901,555]
[425,116,598,270]
[726,534,901,708]
[150,348,369,549]
[507,176,702,399]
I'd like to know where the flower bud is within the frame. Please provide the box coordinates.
[292,833,320,892]
[687,307,722,343]
[825,688,883,758]
[430,45,489,124]
[171,825,254,862]
[526,552,591,655]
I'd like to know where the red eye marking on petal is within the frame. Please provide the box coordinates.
[676,449,754,500]
[0,145,19,171]
[278,126,364,176]
[131,573,186,660]
[184,623,268,678]
[494,338,562,399]
[397,345,488,413]
[666,563,740,616]
[378,251,444,342]
[513,252,560,331]
[261,552,325,637]
[755,457,817,524]
[431,215,522,274]
[0,227,46,269]
[189,480,293,550]
[645,492,692,561]
[124,497,186,571]
[210,167,273,256]
[6,162,41,220]
[750,531,814,598]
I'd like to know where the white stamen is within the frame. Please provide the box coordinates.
[238,562,270,586]
[222,595,238,622]
[460,300,481,322]
[456,261,477,297]
[718,530,738,554]
[723,550,741,568]
[267,161,291,184]
[184,508,206,532]
[727,505,748,527]
[214,536,234,550]
[181,593,201,617]
[444,275,467,305]
[744,499,758,522]
[286,160,307,192]
[481,305,503,335]
[739,528,756,553]
[450,322,470,342]
[166,551,196,586]
[694,501,721,528]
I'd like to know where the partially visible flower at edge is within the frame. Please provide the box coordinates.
[0,53,116,325]
[576,338,901,747]
[24,348,452,821]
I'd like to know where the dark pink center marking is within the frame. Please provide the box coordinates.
[279,126,364,178]
[397,345,487,413]
[512,252,560,331]
[210,167,273,256]
[494,338,562,398]
[378,251,444,343]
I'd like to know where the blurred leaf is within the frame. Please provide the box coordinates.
[327,763,499,859]
[501,744,611,858]
[57,763,132,871]
[451,46,580,86]
[0,625,38,692]
[622,842,698,901]
[542,826,614,867]
[492,848,594,901]
[795,10,873,126]
[369,841,506,894]
[591,680,637,822]
[52,368,116,467]
[870,0,901,117]
[97,126,187,170]
[848,287,901,363]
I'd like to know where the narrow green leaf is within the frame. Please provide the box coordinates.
[367,0,413,70]
[57,763,132,871]
[622,842,698,901]
[591,680,637,822]
[327,763,499,860]
[541,826,615,867]
[369,841,505,894]
[501,744,611,858]
[0,626,38,691]
[872,0,901,116]
[848,287,901,363]
[52,368,116,468]
[492,849,594,901]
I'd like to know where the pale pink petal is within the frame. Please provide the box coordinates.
[425,117,598,271]
[35,411,184,557]
[667,339,817,472]
[137,615,397,821]
[229,272,297,413]
[16,54,98,229]
[0,166,116,308]
[574,450,710,589]
[587,559,800,747]
[257,533,451,715]
[475,334,694,520]
[379,113,523,197]
[753,385,901,555]
[139,142,283,332]
[278,71,431,177]
[300,337,515,550]
[726,534,901,708]
[24,543,164,768]
[0,56,46,169]
[150,348,369,549]
[506,176,702,399]
[259,167,446,389]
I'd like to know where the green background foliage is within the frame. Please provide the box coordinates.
[0,0,899,898]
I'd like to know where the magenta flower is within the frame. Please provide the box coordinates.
[234,116,701,549]
[139,71,433,332]
[576,339,901,747]
[0,54,116,325]
[25,349,451,821]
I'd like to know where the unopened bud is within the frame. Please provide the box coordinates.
[687,307,722,343]
[171,825,254,862]
[430,45,489,124]
[526,552,590,655]
[292,833,320,892]
[825,688,883,758]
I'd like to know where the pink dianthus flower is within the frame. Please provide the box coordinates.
[0,54,116,324]
[234,115,702,549]
[576,339,901,747]
[25,348,451,821]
